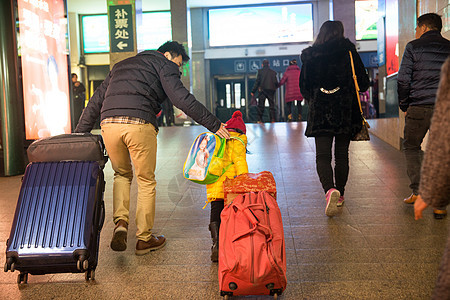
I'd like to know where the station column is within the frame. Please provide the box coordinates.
[0,0,25,176]
[333,0,356,43]
[170,0,191,91]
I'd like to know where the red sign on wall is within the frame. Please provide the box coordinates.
[18,0,71,139]
[385,0,399,76]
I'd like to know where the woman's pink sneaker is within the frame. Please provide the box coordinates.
[325,188,340,217]
[337,196,345,207]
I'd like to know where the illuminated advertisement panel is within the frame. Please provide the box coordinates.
[138,11,172,51]
[18,0,71,139]
[355,0,378,40]
[208,4,313,47]
[82,15,109,53]
[385,0,399,75]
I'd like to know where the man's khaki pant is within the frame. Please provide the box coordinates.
[101,123,157,242]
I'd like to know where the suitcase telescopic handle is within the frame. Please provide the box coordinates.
[97,199,105,231]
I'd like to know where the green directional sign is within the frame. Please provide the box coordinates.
[109,4,134,53]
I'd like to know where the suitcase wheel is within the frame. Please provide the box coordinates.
[77,258,89,271]
[17,272,28,284]
[85,269,95,281]
[269,288,283,298]
[220,291,233,299]
[4,258,15,272]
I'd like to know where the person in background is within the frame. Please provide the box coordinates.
[279,59,303,121]
[75,41,230,256]
[251,59,278,123]
[414,57,450,298]
[397,13,450,215]
[205,110,248,262]
[370,73,379,118]
[299,20,369,217]
[71,73,86,124]
[156,107,164,127]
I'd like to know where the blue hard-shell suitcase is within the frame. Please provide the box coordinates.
[4,161,105,283]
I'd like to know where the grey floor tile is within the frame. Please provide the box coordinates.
[296,248,379,264]
[301,280,432,299]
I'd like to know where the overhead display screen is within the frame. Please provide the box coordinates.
[208,4,313,47]
[82,15,109,53]
[355,0,378,40]
[18,0,71,139]
[82,11,172,53]
[138,11,172,51]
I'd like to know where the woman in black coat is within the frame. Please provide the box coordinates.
[299,21,369,217]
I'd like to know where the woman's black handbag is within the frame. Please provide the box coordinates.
[352,119,370,141]
[349,51,370,141]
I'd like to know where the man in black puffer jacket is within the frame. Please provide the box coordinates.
[75,41,230,256]
[397,13,450,210]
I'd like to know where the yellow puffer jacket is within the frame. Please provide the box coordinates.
[206,132,248,201]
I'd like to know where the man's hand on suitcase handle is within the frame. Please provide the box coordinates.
[215,123,230,139]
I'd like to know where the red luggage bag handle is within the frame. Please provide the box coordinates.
[231,203,273,242]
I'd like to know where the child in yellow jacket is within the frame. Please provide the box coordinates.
[206,110,248,262]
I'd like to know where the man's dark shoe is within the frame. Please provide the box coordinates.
[434,209,447,219]
[135,235,166,256]
[403,193,418,204]
[110,220,128,251]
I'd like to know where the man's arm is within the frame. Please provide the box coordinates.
[251,70,261,95]
[75,73,111,133]
[272,70,279,89]
[79,82,86,93]
[158,62,228,137]
[397,43,414,112]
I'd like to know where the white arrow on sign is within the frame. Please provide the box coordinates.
[117,41,128,50]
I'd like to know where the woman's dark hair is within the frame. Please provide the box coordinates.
[417,13,442,32]
[313,20,344,46]
[157,41,190,63]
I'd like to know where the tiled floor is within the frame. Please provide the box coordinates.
[1,123,448,299]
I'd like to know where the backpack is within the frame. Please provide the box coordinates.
[183,132,228,184]
[183,132,246,185]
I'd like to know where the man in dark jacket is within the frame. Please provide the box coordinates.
[251,59,279,123]
[397,13,450,208]
[71,73,86,126]
[75,41,230,256]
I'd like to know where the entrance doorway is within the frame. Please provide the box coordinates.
[214,76,246,123]
[214,75,273,123]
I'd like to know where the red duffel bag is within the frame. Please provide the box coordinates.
[219,191,287,298]
[223,171,276,205]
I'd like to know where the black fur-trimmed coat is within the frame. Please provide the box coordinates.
[300,38,370,137]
